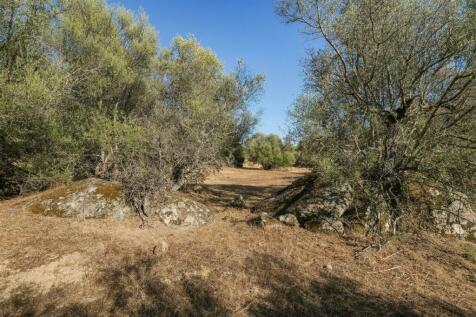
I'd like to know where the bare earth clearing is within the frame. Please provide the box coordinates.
[0,167,475,316]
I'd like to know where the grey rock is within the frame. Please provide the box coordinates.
[159,240,169,252]
[253,175,352,234]
[26,178,131,219]
[470,226,476,240]
[230,195,246,208]
[153,240,169,254]
[253,174,353,222]
[304,217,345,235]
[289,182,353,220]
[160,240,169,251]
[153,198,213,227]
[278,213,299,226]
[192,185,203,192]
[430,190,475,238]
[250,212,283,229]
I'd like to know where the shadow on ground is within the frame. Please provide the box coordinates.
[1,251,472,317]
[243,253,472,317]
[196,184,284,208]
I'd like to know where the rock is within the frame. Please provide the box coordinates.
[159,240,169,252]
[26,178,130,219]
[288,182,353,220]
[250,212,283,229]
[192,185,203,192]
[304,217,344,235]
[230,195,246,208]
[278,213,299,226]
[251,174,317,216]
[253,174,353,222]
[406,181,476,239]
[154,240,169,253]
[429,190,476,239]
[470,226,476,241]
[252,174,352,234]
[151,198,213,227]
[446,224,467,237]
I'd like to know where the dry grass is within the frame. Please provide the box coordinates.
[0,167,475,316]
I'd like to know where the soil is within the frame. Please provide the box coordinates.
[0,167,475,317]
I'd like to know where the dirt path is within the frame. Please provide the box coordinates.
[0,168,475,316]
[201,167,310,205]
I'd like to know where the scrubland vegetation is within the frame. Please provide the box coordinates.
[3,0,473,228]
[0,0,263,206]
[1,0,476,316]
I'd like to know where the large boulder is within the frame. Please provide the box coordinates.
[26,178,131,219]
[252,174,353,234]
[286,182,353,221]
[147,198,213,227]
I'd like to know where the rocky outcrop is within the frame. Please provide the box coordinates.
[26,179,214,227]
[26,178,131,219]
[252,174,353,234]
[426,189,476,239]
[148,198,213,227]
[253,173,476,239]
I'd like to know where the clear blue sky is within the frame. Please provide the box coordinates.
[114,0,321,137]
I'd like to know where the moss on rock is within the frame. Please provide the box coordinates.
[26,178,131,219]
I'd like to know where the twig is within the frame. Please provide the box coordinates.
[233,299,256,316]
[382,251,401,261]
[367,266,401,274]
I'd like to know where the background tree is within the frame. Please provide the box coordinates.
[246,133,297,170]
[279,0,476,230]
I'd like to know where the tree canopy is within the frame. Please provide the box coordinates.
[0,0,263,201]
[280,0,476,230]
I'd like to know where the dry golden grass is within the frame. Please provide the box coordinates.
[0,167,475,316]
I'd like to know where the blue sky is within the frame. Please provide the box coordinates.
[115,0,321,137]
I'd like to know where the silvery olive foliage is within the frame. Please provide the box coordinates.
[280,0,476,231]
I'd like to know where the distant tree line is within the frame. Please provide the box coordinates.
[244,133,298,170]
[0,0,263,207]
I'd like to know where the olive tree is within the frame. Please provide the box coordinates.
[280,0,476,230]
[246,133,297,169]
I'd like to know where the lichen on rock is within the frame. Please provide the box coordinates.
[253,173,476,239]
[26,178,131,219]
[252,174,353,234]
[147,197,213,227]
